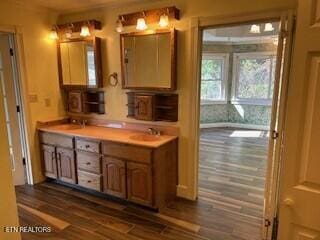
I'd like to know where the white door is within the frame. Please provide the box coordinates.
[278,0,320,238]
[0,33,25,186]
[262,13,295,240]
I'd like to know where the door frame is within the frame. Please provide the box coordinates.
[188,9,295,239]
[0,25,34,185]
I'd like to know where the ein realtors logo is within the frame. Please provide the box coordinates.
[3,226,52,233]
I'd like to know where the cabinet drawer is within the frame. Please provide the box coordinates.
[78,170,101,191]
[77,151,101,174]
[102,142,152,164]
[76,139,100,153]
[40,132,73,149]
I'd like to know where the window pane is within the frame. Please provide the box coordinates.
[201,81,222,100]
[237,58,271,99]
[201,58,223,80]
[270,57,277,98]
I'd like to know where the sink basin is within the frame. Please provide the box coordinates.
[129,134,161,142]
[56,124,83,131]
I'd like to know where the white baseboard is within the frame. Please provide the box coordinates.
[200,122,270,131]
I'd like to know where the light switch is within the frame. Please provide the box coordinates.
[29,94,38,103]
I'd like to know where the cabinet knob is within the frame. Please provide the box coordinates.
[87,180,92,183]
[86,162,91,165]
[85,145,90,148]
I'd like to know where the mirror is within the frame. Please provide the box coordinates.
[120,29,176,91]
[58,37,102,88]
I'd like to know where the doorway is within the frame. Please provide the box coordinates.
[198,20,284,240]
[0,32,30,186]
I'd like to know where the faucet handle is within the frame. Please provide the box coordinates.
[147,127,161,135]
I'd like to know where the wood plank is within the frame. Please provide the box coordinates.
[18,203,70,230]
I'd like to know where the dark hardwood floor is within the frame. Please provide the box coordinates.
[16,128,269,240]
[198,127,269,240]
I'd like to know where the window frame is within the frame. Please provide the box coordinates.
[200,53,229,104]
[231,51,277,106]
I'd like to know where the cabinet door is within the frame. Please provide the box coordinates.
[127,162,153,206]
[56,147,76,184]
[134,95,154,121]
[41,145,57,179]
[68,91,82,113]
[102,157,126,198]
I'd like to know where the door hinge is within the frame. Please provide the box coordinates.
[9,48,14,56]
[16,105,20,113]
[271,130,279,140]
[22,157,26,165]
[264,219,271,227]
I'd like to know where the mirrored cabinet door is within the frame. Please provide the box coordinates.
[58,37,102,89]
[121,29,177,91]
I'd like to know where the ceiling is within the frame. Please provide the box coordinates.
[24,0,147,12]
[203,22,279,44]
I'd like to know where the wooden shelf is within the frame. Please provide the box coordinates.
[156,106,174,110]
[85,101,105,105]
[126,92,178,122]
[67,90,105,115]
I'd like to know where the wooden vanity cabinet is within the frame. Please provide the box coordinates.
[102,157,126,198]
[127,162,153,207]
[41,145,58,179]
[40,132,76,184]
[56,147,76,184]
[76,138,102,191]
[40,131,177,210]
[102,140,178,209]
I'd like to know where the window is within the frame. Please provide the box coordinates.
[201,53,228,102]
[232,52,277,105]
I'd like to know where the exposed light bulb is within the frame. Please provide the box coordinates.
[116,19,123,33]
[136,18,147,31]
[49,29,58,40]
[250,24,261,34]
[159,14,169,28]
[65,29,72,38]
[264,23,274,32]
[80,25,91,37]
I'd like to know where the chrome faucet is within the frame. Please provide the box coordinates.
[71,119,87,128]
[147,128,161,136]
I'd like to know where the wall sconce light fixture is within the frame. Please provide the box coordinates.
[116,7,179,32]
[136,12,147,30]
[49,26,59,40]
[116,16,124,33]
[159,8,170,28]
[264,23,274,32]
[250,24,261,34]
[80,24,91,37]
[51,20,101,40]
[159,13,169,27]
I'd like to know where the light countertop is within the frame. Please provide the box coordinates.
[38,124,177,148]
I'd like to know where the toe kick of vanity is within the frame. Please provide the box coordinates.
[39,130,178,209]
